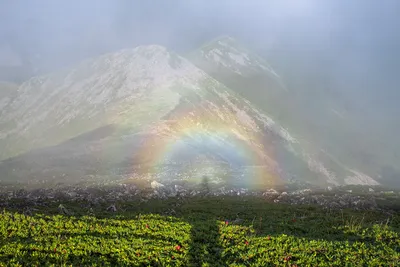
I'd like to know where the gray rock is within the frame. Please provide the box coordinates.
[67,191,77,198]
[263,188,279,196]
[107,204,117,212]
[151,181,165,189]
[291,188,312,195]
[58,204,71,215]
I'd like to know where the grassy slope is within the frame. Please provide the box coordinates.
[1,196,399,266]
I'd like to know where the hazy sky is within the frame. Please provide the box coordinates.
[1,0,399,110]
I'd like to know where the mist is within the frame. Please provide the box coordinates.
[1,3,400,265]
[1,1,398,105]
[1,3,398,70]
[1,0,400,187]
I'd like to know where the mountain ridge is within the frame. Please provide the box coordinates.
[188,36,381,187]
[0,41,380,188]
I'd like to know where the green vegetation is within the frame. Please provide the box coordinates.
[1,196,399,266]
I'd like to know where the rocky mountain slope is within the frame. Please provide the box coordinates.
[0,43,379,188]
[0,82,18,109]
[188,36,380,187]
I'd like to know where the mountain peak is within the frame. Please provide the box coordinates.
[0,39,381,188]
[203,35,239,48]
[131,44,169,56]
[190,35,280,78]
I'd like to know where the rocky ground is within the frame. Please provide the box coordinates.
[1,179,399,215]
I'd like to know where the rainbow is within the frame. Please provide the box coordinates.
[131,100,283,190]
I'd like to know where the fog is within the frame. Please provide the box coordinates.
[0,0,397,100]
[1,0,400,186]
[1,1,399,102]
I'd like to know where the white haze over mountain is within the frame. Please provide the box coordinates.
[1,0,400,187]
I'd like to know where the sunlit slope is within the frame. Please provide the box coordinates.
[0,46,188,159]
[0,43,380,187]
[1,196,399,266]
[188,36,380,186]
[0,44,333,187]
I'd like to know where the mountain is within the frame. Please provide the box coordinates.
[188,36,329,149]
[0,81,18,104]
[0,43,379,188]
[188,36,383,186]
[0,82,18,121]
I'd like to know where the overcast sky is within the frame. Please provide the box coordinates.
[1,1,398,60]
[1,0,399,111]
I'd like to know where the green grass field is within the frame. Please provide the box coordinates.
[0,196,399,266]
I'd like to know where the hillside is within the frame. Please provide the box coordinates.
[0,44,344,189]
[0,82,18,109]
[0,41,398,266]
[0,188,399,266]
[188,36,383,187]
